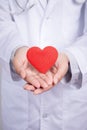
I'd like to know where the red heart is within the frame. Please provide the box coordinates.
[26,46,58,73]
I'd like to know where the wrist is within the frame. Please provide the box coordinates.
[10,46,29,72]
[14,46,29,58]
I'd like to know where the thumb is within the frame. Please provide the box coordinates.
[53,69,62,84]
[19,61,28,79]
[54,65,68,84]
[20,68,26,79]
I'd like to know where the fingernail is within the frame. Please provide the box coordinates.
[35,83,40,88]
[36,85,40,89]
[24,87,26,90]
[24,87,29,90]
[44,84,48,88]
[33,91,39,95]
[24,86,27,89]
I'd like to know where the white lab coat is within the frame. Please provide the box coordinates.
[0,0,87,130]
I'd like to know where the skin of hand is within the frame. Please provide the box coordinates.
[24,68,56,94]
[12,46,53,89]
[32,52,69,95]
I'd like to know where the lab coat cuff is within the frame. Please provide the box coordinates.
[10,45,28,81]
[64,51,80,74]
[10,59,21,81]
[61,51,82,88]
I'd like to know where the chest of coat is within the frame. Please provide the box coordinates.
[11,0,85,47]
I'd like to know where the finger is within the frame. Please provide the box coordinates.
[54,70,63,84]
[45,71,53,85]
[33,88,44,95]
[54,73,62,84]
[24,83,36,91]
[35,75,48,88]
[20,68,26,79]
[23,68,41,88]
[54,65,68,84]
[50,65,58,74]
[26,75,41,88]
[17,61,28,79]
[33,85,53,95]
[38,72,52,85]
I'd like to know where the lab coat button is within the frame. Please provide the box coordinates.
[42,113,48,118]
[46,17,50,20]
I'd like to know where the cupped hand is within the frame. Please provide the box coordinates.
[53,52,69,84]
[12,47,53,89]
[32,52,69,95]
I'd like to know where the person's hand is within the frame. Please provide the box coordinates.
[24,70,54,94]
[12,47,53,89]
[31,66,57,95]
[53,52,69,84]
[32,52,69,95]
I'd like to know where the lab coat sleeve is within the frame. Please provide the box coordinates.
[65,1,87,87]
[61,51,82,89]
[0,0,28,64]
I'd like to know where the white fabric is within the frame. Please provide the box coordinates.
[75,0,86,4]
[0,0,87,130]
[38,0,48,10]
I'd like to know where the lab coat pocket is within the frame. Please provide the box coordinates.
[68,84,87,102]
[63,87,87,130]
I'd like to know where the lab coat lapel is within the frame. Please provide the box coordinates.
[35,0,58,18]
[44,0,58,18]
